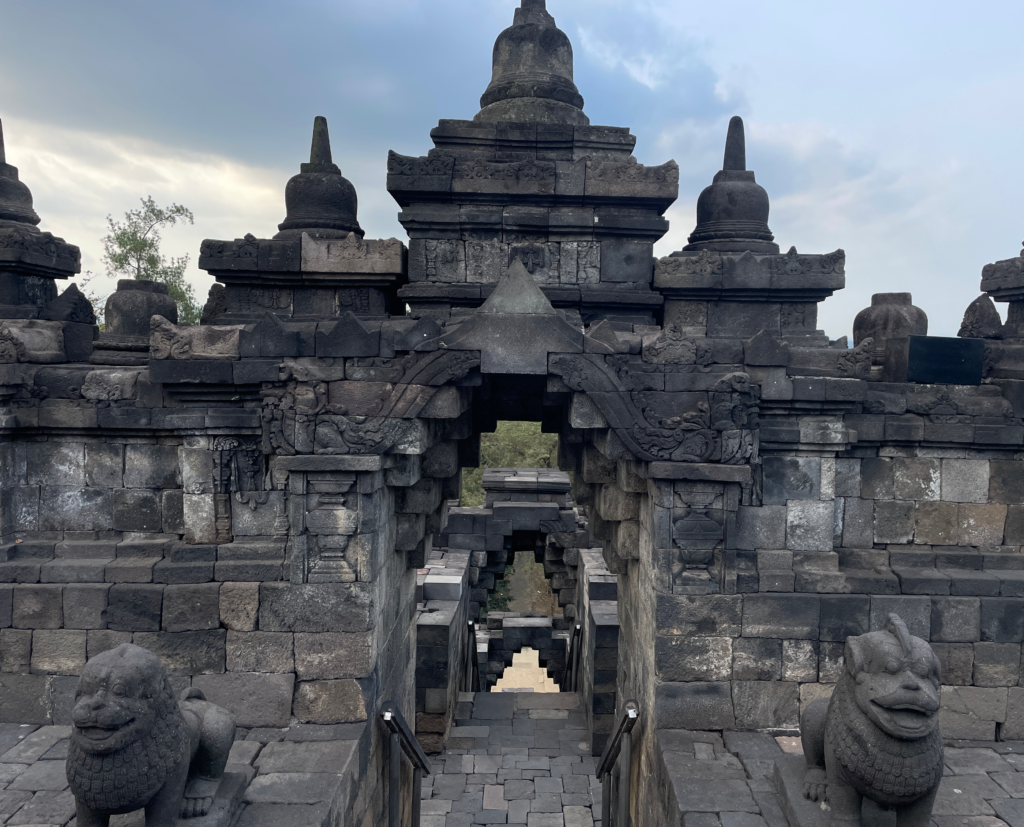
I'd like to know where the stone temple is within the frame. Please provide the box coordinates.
[2,2,1024,826]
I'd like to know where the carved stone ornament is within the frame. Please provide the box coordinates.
[643,323,712,366]
[800,615,943,826]
[0,323,26,363]
[67,643,236,827]
[958,294,1004,339]
[150,315,191,360]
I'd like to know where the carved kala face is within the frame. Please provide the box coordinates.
[850,636,941,740]
[71,646,163,754]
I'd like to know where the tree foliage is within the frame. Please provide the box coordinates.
[461,421,560,507]
[102,196,201,325]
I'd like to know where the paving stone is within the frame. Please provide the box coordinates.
[5,789,76,825]
[5,759,68,791]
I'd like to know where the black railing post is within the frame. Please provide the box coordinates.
[388,730,401,827]
[596,700,638,827]
[382,702,433,827]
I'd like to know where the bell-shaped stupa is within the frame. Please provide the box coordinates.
[0,119,42,227]
[275,116,363,240]
[475,0,589,125]
[684,116,778,254]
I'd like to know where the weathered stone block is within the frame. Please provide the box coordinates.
[941,459,990,504]
[930,597,980,642]
[87,629,132,659]
[870,595,930,638]
[0,673,50,723]
[112,489,162,533]
[123,445,180,489]
[732,681,799,730]
[1,628,31,672]
[226,631,294,673]
[259,583,372,632]
[732,638,782,681]
[63,584,109,630]
[656,594,743,637]
[293,679,367,724]
[981,598,1024,643]
[860,458,893,500]
[893,459,940,502]
[915,502,959,546]
[972,642,1021,687]
[733,506,786,552]
[959,504,1007,547]
[30,629,86,675]
[192,672,295,728]
[105,584,163,631]
[840,498,873,548]
[161,583,221,632]
[834,459,861,498]
[873,500,914,545]
[762,458,820,505]
[743,595,820,640]
[781,640,818,683]
[294,632,373,680]
[655,682,735,730]
[13,585,63,629]
[132,630,226,674]
[931,642,974,685]
[786,501,832,552]
[940,685,1006,740]
[819,596,870,641]
[39,487,112,531]
[656,636,732,682]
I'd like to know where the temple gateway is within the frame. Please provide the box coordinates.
[2,2,1023,826]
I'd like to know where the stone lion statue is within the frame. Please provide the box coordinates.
[66,644,236,827]
[801,614,943,826]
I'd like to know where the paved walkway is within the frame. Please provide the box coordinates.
[422,692,600,827]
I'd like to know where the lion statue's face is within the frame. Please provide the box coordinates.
[70,644,173,755]
[846,623,941,741]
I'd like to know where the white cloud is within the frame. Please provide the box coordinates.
[3,116,286,308]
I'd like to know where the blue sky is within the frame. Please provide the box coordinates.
[2,0,1023,337]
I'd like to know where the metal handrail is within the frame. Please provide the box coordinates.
[564,623,582,692]
[381,701,432,827]
[596,700,638,827]
[464,619,480,693]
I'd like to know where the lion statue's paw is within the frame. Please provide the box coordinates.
[180,777,220,819]
[803,767,827,803]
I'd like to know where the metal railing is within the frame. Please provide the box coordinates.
[596,700,638,827]
[381,701,432,827]
[463,619,480,693]
[563,623,582,692]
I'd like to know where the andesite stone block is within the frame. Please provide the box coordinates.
[192,672,296,728]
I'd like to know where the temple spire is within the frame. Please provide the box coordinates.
[475,0,589,125]
[302,116,340,174]
[276,116,361,240]
[309,116,333,167]
[723,116,746,172]
[0,117,41,226]
[682,115,777,255]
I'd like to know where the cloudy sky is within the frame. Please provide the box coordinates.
[2,0,1022,337]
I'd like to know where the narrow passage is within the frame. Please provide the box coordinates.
[422,692,600,827]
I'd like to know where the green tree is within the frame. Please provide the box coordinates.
[102,196,201,325]
[461,421,560,507]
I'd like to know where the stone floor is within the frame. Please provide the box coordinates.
[0,721,361,827]
[423,692,600,827]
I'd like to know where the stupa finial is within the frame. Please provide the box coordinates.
[0,119,6,166]
[723,116,746,172]
[302,116,340,175]
[309,116,333,167]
